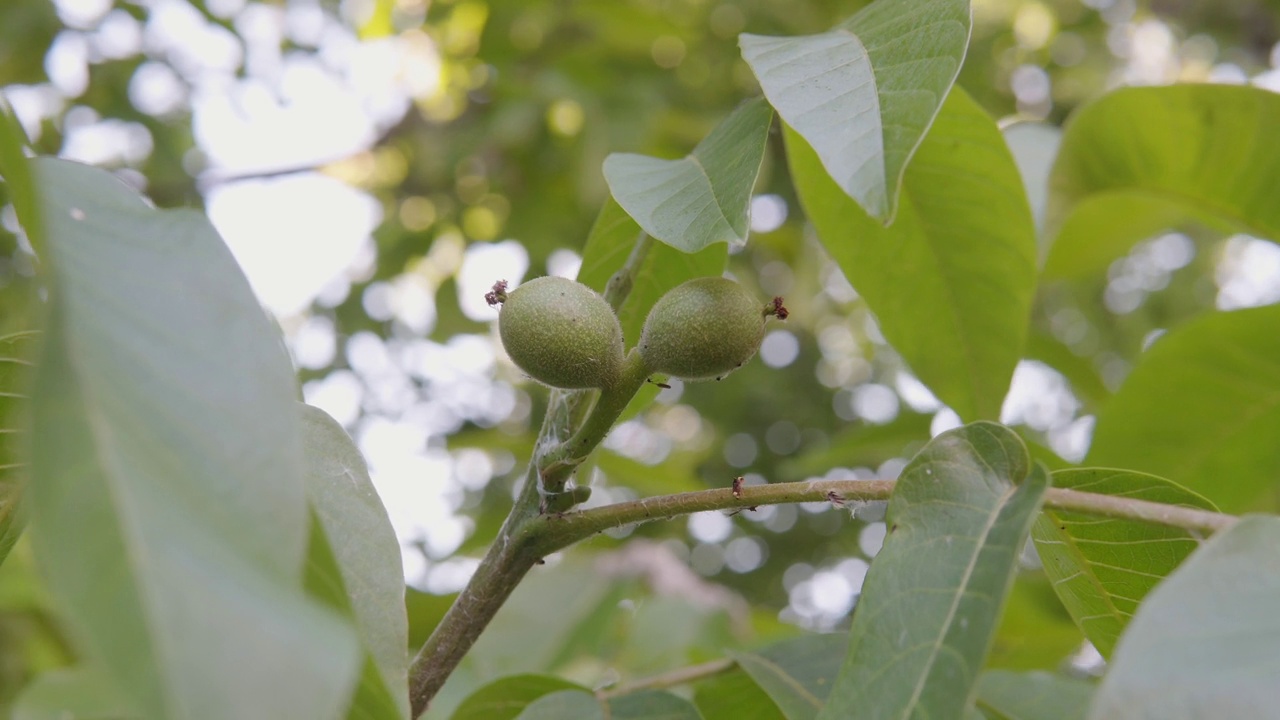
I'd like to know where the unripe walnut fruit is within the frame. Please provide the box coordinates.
[640,277,781,381]
[492,276,625,389]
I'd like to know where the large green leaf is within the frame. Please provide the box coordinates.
[1032,469,1217,658]
[987,573,1083,671]
[1043,84,1280,278]
[11,667,134,720]
[514,690,605,720]
[818,423,1048,720]
[301,404,409,719]
[462,682,700,720]
[450,675,585,720]
[576,197,728,348]
[457,556,623,680]
[788,88,1037,421]
[975,670,1093,720]
[604,98,772,253]
[27,158,359,719]
[576,196,642,296]
[740,0,970,220]
[694,669,785,720]
[1088,516,1280,720]
[733,634,846,720]
[1086,304,1280,512]
[608,690,704,719]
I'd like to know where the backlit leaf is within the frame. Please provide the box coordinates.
[741,0,970,220]
[789,89,1036,421]
[301,404,409,719]
[1086,305,1280,512]
[1088,516,1280,720]
[1032,468,1216,657]
[604,98,772,252]
[1044,85,1280,278]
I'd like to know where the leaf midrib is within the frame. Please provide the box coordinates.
[900,478,1018,718]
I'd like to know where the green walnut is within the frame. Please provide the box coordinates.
[489,276,625,389]
[639,277,786,381]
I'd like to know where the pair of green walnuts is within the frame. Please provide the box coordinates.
[488,275,787,390]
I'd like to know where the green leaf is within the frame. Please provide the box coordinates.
[0,99,41,569]
[1043,84,1280,278]
[608,689,704,719]
[1085,304,1280,512]
[740,0,970,220]
[1088,516,1280,720]
[603,98,772,252]
[818,422,1049,720]
[0,329,37,566]
[788,88,1037,421]
[450,675,586,720]
[27,158,360,719]
[461,556,621,677]
[301,404,409,720]
[1032,468,1217,658]
[0,96,42,253]
[987,573,1083,671]
[514,690,605,720]
[694,668,786,720]
[733,634,846,720]
[975,670,1093,720]
[577,196,643,295]
[576,198,728,348]
[11,667,134,720]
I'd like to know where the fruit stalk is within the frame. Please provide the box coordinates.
[409,236,659,716]
[538,348,650,497]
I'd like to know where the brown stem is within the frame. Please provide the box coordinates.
[407,474,1237,715]
[1043,485,1235,535]
[407,518,541,716]
[526,479,1237,557]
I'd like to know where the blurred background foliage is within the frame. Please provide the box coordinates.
[3,0,1280,715]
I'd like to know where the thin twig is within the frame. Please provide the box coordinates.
[1043,486,1236,534]
[596,658,736,700]
[410,473,1237,716]
[528,479,1237,556]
